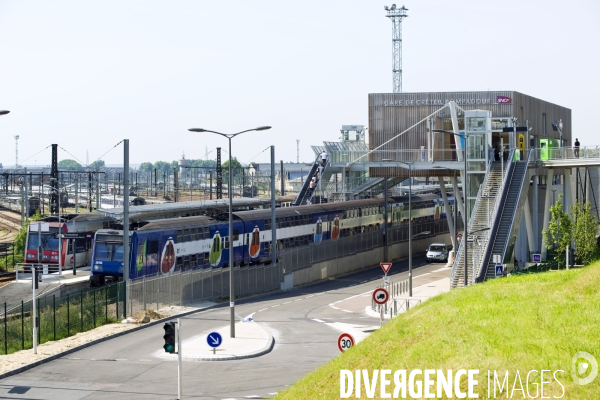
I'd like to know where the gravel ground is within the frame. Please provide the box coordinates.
[0,305,201,375]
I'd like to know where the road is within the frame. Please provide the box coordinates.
[0,255,449,399]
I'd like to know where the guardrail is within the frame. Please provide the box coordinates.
[14,263,64,282]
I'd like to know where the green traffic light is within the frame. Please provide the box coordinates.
[163,322,176,354]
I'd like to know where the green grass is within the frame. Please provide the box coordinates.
[276,263,600,399]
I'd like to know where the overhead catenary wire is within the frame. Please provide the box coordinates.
[18,144,52,165]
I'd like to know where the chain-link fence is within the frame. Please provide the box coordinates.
[1,281,125,355]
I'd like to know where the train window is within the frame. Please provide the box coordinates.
[176,256,183,271]
[224,237,229,249]
[195,228,201,240]
[204,227,210,238]
[203,252,209,264]
[177,230,183,242]
[190,254,197,268]
[183,229,190,242]
[183,255,190,269]
[233,230,239,241]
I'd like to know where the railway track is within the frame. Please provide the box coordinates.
[0,272,16,284]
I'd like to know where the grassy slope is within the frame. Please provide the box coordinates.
[277,264,600,399]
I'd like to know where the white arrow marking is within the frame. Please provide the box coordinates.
[209,335,220,345]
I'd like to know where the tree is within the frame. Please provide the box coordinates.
[153,161,170,173]
[571,201,598,265]
[170,161,179,170]
[542,194,572,269]
[139,162,153,172]
[58,159,82,170]
[89,160,105,169]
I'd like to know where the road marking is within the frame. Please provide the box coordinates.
[294,299,302,301]
[271,304,280,308]
[329,304,340,310]
[314,293,323,296]
[305,295,314,298]
[360,280,368,283]
[259,308,268,312]
[342,310,353,313]
[312,318,326,323]
[341,317,351,320]
[283,301,292,304]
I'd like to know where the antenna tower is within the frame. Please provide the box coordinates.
[384,4,408,93]
[296,140,300,163]
[14,135,19,168]
[86,150,89,166]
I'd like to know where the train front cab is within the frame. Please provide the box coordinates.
[91,230,134,286]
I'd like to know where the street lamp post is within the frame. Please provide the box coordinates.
[189,126,271,338]
[397,161,413,296]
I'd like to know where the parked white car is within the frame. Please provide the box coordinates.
[426,243,448,263]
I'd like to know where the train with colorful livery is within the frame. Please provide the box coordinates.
[89,194,455,285]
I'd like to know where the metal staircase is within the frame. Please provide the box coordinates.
[478,155,530,281]
[451,162,504,288]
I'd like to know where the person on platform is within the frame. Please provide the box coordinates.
[574,138,580,158]
[494,145,501,161]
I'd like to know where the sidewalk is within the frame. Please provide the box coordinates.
[172,318,275,361]
[364,277,450,319]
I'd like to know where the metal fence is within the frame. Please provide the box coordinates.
[0,241,17,272]
[1,281,125,355]
[126,263,283,317]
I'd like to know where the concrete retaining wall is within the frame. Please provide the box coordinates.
[290,233,452,287]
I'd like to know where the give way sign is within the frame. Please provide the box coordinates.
[380,262,392,274]
[338,333,355,352]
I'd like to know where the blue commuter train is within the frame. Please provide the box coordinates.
[89,194,455,285]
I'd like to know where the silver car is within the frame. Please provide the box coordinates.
[426,243,448,263]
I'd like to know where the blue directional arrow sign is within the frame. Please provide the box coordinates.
[207,332,222,348]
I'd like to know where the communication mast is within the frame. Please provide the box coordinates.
[14,135,19,168]
[384,4,409,93]
[296,140,300,163]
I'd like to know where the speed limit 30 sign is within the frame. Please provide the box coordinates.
[338,333,355,353]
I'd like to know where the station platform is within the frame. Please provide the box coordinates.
[1,266,91,306]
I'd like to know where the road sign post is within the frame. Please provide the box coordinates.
[177,318,182,400]
[532,253,541,263]
[338,333,355,352]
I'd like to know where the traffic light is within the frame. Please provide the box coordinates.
[163,322,176,353]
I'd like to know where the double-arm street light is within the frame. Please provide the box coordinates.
[188,126,271,338]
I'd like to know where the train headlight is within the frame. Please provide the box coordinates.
[93,264,103,272]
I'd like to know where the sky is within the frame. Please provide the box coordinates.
[1,0,599,168]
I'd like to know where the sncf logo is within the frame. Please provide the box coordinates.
[496,95,512,104]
